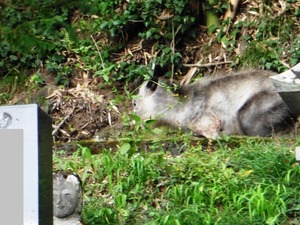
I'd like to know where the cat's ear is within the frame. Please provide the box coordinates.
[146,76,159,93]
[146,64,168,93]
[153,64,165,77]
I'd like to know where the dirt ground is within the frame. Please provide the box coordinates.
[41,82,126,143]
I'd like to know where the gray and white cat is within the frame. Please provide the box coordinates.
[133,69,296,139]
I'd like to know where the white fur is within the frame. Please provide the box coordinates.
[133,70,294,138]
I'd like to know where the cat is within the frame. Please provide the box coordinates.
[133,69,296,139]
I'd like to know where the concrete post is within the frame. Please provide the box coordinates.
[0,104,53,225]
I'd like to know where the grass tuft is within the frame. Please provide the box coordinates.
[53,136,300,225]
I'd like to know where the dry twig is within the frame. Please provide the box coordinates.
[183,61,233,68]
[52,107,75,136]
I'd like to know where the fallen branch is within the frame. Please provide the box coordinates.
[52,107,75,136]
[181,59,234,86]
[224,0,240,20]
[183,61,233,68]
[91,34,105,70]
[222,0,240,34]
[180,67,199,87]
[170,22,182,81]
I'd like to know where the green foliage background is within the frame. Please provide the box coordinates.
[0,0,299,89]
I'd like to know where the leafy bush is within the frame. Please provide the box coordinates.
[1,0,299,87]
[94,0,195,42]
[0,1,84,81]
[86,0,197,80]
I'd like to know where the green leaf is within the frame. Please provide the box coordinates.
[112,20,122,26]
[152,128,163,135]
[99,2,108,12]
[119,142,131,155]
[131,114,141,123]
[9,55,18,61]
[145,119,157,126]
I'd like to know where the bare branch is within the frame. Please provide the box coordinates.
[224,0,240,20]
[183,61,233,68]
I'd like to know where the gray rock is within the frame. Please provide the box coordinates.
[270,63,300,115]
[54,214,83,225]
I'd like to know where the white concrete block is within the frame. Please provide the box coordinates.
[0,104,52,225]
[296,146,300,162]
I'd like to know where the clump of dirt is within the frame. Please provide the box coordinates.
[47,83,122,142]
[10,79,124,143]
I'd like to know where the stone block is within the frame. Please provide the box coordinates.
[0,104,52,224]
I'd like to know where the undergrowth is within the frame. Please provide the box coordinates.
[1,1,299,96]
[53,135,300,225]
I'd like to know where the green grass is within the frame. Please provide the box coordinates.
[53,136,300,225]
